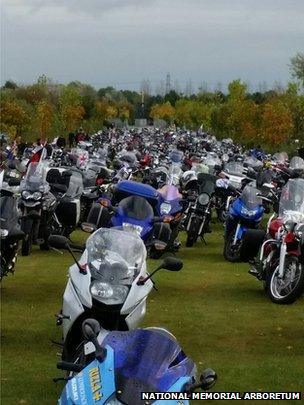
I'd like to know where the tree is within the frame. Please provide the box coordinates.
[290,52,304,86]
[2,80,18,90]
[59,86,85,131]
[34,100,54,138]
[150,102,175,123]
[259,100,294,145]
[0,99,31,138]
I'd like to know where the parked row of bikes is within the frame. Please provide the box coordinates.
[1,127,303,404]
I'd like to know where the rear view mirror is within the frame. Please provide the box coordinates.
[161,256,183,271]
[48,235,70,250]
[82,318,101,340]
[200,368,217,390]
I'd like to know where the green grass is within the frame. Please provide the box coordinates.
[1,225,304,405]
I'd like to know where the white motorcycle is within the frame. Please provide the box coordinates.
[49,227,182,361]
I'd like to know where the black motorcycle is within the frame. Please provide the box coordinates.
[19,162,61,256]
[0,179,24,280]
[185,173,217,247]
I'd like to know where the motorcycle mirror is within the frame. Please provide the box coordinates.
[161,256,183,271]
[81,222,97,233]
[48,235,70,250]
[82,319,101,341]
[200,368,217,390]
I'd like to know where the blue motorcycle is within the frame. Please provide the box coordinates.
[224,185,264,262]
[58,319,217,405]
[84,181,172,257]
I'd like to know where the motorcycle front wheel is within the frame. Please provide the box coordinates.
[186,217,200,247]
[266,256,304,304]
[223,231,241,262]
[22,233,33,256]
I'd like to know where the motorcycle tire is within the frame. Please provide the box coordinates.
[266,256,304,304]
[223,231,241,262]
[186,217,200,247]
[21,233,33,256]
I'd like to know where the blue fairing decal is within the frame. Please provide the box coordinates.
[59,346,115,405]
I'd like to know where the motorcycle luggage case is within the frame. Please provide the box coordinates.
[56,200,80,227]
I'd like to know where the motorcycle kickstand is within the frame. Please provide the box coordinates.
[201,236,207,245]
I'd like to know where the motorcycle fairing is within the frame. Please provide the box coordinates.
[230,198,264,222]
[59,347,116,405]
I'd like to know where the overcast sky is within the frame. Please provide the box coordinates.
[1,0,304,92]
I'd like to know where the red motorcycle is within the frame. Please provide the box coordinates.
[250,178,304,304]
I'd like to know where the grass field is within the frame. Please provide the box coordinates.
[1,224,304,405]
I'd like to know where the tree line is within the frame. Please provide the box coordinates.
[1,53,304,150]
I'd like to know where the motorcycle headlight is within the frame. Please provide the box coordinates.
[22,190,31,199]
[90,281,129,305]
[160,202,172,215]
[240,206,257,216]
[32,191,42,200]
[0,229,9,238]
[198,193,210,206]
[122,222,143,235]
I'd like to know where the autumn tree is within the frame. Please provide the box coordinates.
[259,100,294,145]
[0,98,31,139]
[150,102,175,123]
[34,100,54,138]
[59,86,85,132]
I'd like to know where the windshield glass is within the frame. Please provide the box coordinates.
[119,196,154,220]
[66,172,83,198]
[103,328,195,405]
[86,228,146,282]
[21,162,49,193]
[169,150,183,164]
[279,178,304,221]
[119,152,137,166]
[273,152,288,164]
[224,162,244,176]
[72,148,89,169]
[158,184,181,201]
[197,173,216,195]
[289,156,304,170]
[240,185,262,209]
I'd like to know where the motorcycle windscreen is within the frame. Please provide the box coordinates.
[103,328,195,405]
[118,196,154,220]
[240,185,262,210]
[224,162,244,176]
[158,185,181,201]
[279,178,304,222]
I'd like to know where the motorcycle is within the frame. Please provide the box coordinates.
[184,173,217,247]
[49,227,182,361]
[250,178,304,304]
[0,172,24,280]
[224,185,265,262]
[57,319,217,405]
[19,162,60,255]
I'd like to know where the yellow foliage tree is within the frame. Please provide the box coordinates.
[150,101,175,123]
[0,99,30,139]
[259,101,294,145]
[35,100,54,137]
